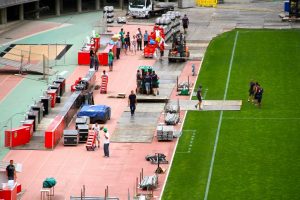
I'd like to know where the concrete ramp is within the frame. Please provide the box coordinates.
[111,112,161,143]
[124,103,165,113]
[169,100,242,111]
[203,100,242,111]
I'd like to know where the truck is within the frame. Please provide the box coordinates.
[128,0,175,19]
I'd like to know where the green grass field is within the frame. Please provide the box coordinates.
[162,29,300,200]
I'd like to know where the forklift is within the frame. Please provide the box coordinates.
[168,32,190,62]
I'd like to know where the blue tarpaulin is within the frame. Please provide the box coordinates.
[77,105,111,123]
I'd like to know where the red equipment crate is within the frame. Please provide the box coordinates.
[78,51,90,65]
[5,126,31,147]
[0,183,18,200]
[22,120,34,136]
[45,115,65,149]
[98,44,116,66]
[78,37,100,65]
[47,89,57,108]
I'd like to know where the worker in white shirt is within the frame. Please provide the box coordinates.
[103,128,110,157]
[92,123,102,148]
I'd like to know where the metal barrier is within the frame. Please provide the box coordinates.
[0,46,51,78]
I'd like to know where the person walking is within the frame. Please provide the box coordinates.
[108,49,114,71]
[136,28,143,51]
[151,71,159,96]
[195,85,202,110]
[116,38,121,59]
[253,82,259,103]
[94,49,99,71]
[125,32,131,51]
[144,71,151,95]
[132,35,137,55]
[92,123,102,148]
[254,84,263,108]
[182,14,189,34]
[159,38,165,60]
[256,87,263,108]
[128,90,137,116]
[136,70,142,94]
[6,160,16,181]
[143,30,149,48]
[103,128,110,157]
[124,38,128,55]
[119,28,125,48]
[248,80,256,102]
[89,48,95,69]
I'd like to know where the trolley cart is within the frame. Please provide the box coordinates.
[86,131,96,151]
[100,75,108,94]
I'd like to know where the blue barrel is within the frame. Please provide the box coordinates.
[284,1,290,12]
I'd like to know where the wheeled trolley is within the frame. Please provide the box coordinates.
[100,75,108,94]
[86,131,96,151]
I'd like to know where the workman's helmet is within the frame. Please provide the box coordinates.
[103,128,108,132]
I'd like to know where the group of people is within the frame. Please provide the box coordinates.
[119,28,148,55]
[91,123,110,157]
[248,81,264,107]
[90,48,114,72]
[136,69,159,96]
[89,14,191,72]
[90,47,100,71]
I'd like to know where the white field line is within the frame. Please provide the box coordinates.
[159,47,207,200]
[159,111,188,200]
[204,31,239,200]
[223,117,300,120]
[177,130,196,154]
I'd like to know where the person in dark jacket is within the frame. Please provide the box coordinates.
[136,70,142,94]
[125,32,131,51]
[144,71,152,95]
[90,48,95,69]
[182,14,189,34]
[195,85,202,110]
[151,71,159,96]
[6,160,16,181]
[248,80,256,102]
[128,90,137,116]
[136,28,143,51]
[254,84,264,108]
